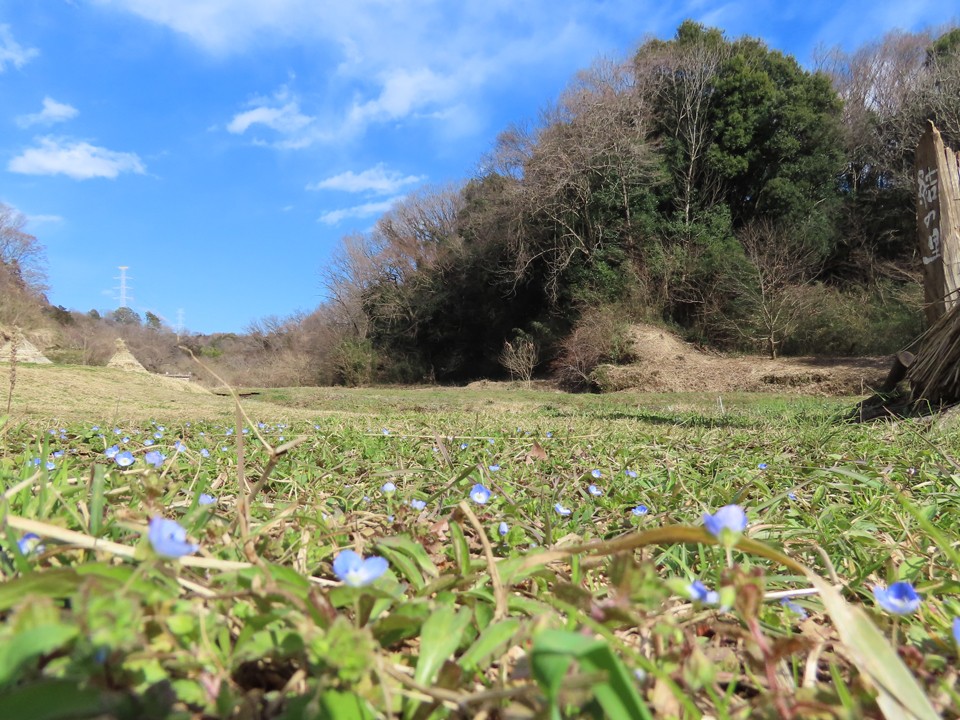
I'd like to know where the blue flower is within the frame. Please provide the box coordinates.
[198,493,216,506]
[625,469,638,478]
[488,464,501,472]
[381,428,390,436]
[332,549,388,587]
[174,440,187,452]
[148,517,199,558]
[45,460,56,471]
[154,432,163,440]
[460,443,469,450]
[18,533,45,555]
[498,521,509,536]
[200,448,210,458]
[554,503,572,517]
[104,445,120,459]
[872,581,921,615]
[470,484,491,504]
[591,469,602,479]
[409,499,426,511]
[631,505,649,516]
[757,462,768,470]
[703,504,747,539]
[687,580,719,605]
[144,439,154,446]
[144,450,165,468]
[546,432,553,438]
[587,484,603,497]
[115,451,135,467]
[953,617,960,647]
[780,598,808,618]
[381,481,397,493]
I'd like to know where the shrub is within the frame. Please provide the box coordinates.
[553,306,635,390]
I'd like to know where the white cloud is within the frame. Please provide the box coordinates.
[347,68,456,125]
[0,24,39,72]
[16,97,80,128]
[26,214,64,226]
[227,100,312,135]
[307,164,425,195]
[318,197,403,225]
[8,137,146,180]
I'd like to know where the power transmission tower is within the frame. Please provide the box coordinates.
[175,309,185,341]
[114,266,133,308]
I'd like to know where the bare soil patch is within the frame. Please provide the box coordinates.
[590,324,889,396]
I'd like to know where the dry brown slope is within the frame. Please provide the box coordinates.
[2,364,302,421]
[592,324,890,396]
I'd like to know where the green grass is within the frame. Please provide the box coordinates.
[0,387,958,719]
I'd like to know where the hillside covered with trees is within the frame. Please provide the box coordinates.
[6,22,960,389]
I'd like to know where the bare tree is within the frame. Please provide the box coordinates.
[508,58,659,300]
[499,338,538,383]
[0,203,47,294]
[720,220,822,358]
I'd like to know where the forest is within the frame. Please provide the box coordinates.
[4,21,960,389]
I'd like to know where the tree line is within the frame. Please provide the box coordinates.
[6,22,960,388]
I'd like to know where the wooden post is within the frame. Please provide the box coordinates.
[915,121,960,325]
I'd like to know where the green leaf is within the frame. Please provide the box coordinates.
[531,630,652,720]
[406,604,473,720]
[448,521,471,576]
[0,680,122,720]
[806,574,939,720]
[0,623,79,685]
[458,618,521,672]
[0,570,83,612]
[376,535,440,580]
[89,465,106,537]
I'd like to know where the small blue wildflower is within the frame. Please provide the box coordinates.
[148,517,199,558]
[470,484,491,504]
[872,581,921,615]
[174,440,186,452]
[587,484,603,497]
[409,499,426,511]
[104,445,120,459]
[625,469,638,478]
[488,438,495,445]
[703,505,747,539]
[687,580,719,605]
[242,428,249,434]
[757,462,768,470]
[115,451,135,467]
[631,504,649,516]
[154,432,163,440]
[91,425,99,432]
[278,436,284,442]
[198,493,216,506]
[381,482,397,493]
[144,439,154,447]
[332,549,388,587]
[113,428,121,435]
[460,443,469,450]
[121,436,130,443]
[362,496,370,503]
[144,450,165,468]
[18,533,45,555]
[156,426,165,432]
[200,448,210,458]
[220,446,228,452]
[554,503,572,517]
[199,431,205,437]
[787,492,797,501]
[45,460,56,471]
[780,598,808,618]
[488,464,501,472]
[591,469,602,479]
[386,514,394,522]
[546,432,553,438]
[381,428,390,436]
[31,457,40,466]
[953,617,960,647]
[52,450,64,458]
[498,521,509,536]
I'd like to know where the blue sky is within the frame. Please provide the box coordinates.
[1,1,956,334]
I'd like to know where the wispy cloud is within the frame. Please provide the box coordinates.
[307,164,425,195]
[318,196,403,225]
[0,24,39,72]
[227,88,313,135]
[8,137,146,180]
[16,97,80,128]
[26,214,64,226]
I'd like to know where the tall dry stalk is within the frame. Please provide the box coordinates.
[5,326,20,415]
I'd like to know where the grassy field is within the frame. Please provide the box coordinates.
[1,364,959,718]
